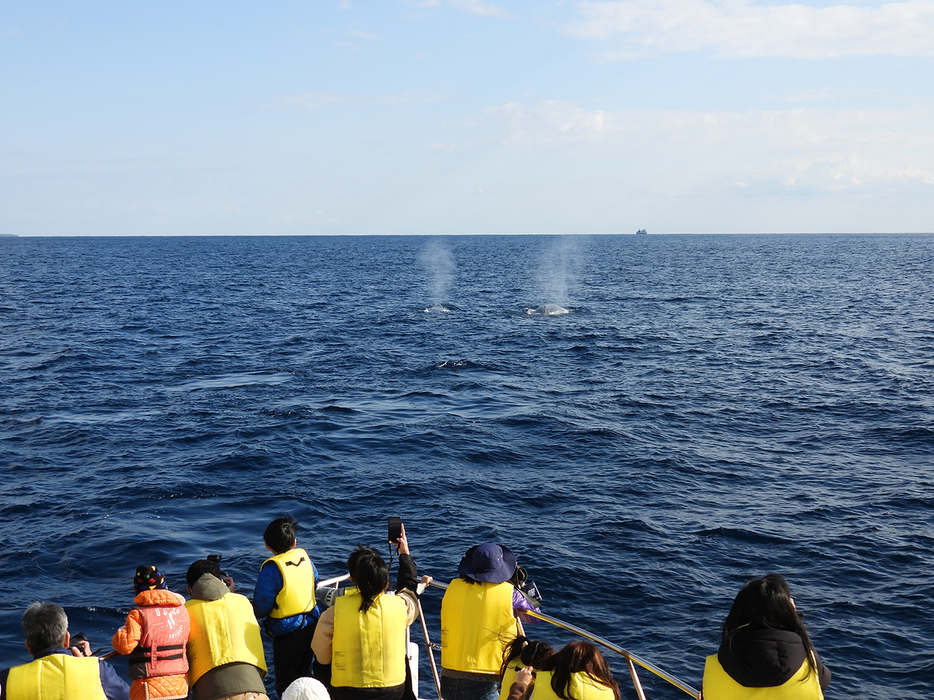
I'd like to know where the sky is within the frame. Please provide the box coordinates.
[1,1,933,235]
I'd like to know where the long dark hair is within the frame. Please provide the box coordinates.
[347,546,389,613]
[499,635,554,678]
[540,641,620,700]
[722,573,818,678]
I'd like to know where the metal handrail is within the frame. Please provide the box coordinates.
[319,573,351,588]
[416,595,444,700]
[277,572,697,699]
[521,608,698,698]
[425,579,698,699]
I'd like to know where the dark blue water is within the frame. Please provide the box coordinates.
[1,234,932,699]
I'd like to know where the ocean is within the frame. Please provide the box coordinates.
[0,233,931,699]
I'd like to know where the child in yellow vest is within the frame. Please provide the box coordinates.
[252,516,321,696]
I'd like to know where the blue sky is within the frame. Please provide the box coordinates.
[2,1,932,235]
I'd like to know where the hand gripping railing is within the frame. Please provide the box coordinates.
[424,580,698,700]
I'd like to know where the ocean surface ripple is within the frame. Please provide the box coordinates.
[1,234,932,699]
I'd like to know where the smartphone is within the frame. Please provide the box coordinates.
[388,517,402,542]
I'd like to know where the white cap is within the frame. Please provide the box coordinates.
[282,677,331,700]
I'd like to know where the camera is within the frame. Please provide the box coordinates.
[69,633,93,656]
[513,567,543,607]
[207,553,228,578]
[518,579,543,607]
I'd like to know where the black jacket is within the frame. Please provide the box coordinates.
[718,628,831,690]
[394,553,419,595]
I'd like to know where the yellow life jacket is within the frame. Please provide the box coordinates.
[531,670,616,700]
[185,592,268,685]
[5,654,107,700]
[263,547,316,619]
[331,587,409,689]
[499,659,524,700]
[440,579,517,675]
[703,654,824,700]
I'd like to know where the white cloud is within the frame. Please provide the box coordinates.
[486,100,608,144]
[479,99,934,193]
[346,30,379,39]
[569,0,934,58]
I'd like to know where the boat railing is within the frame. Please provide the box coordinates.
[423,580,699,700]
[318,573,352,588]
[95,570,697,699]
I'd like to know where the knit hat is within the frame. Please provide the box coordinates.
[134,565,167,593]
[457,543,517,584]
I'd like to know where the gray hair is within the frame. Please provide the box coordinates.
[22,602,68,652]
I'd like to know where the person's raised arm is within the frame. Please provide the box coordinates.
[394,522,409,555]
[393,523,421,596]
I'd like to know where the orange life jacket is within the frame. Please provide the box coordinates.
[129,602,191,679]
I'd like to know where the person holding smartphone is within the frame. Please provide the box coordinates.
[311,522,430,700]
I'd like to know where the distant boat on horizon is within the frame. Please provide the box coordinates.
[636,228,647,235]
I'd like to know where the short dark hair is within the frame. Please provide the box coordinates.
[264,516,299,554]
[186,559,224,588]
[22,602,68,652]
